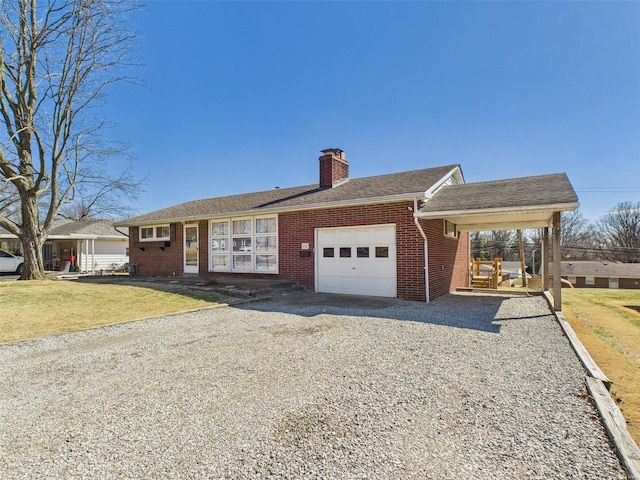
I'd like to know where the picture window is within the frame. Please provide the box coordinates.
[256,218,277,234]
[233,219,252,235]
[256,255,277,272]
[232,254,252,270]
[232,237,252,252]
[210,216,277,273]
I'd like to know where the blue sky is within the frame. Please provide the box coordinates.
[107,1,640,222]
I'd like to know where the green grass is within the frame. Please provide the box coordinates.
[0,278,225,343]
[562,288,640,444]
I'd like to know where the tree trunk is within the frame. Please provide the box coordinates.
[20,234,46,280]
[517,229,527,288]
[19,194,47,280]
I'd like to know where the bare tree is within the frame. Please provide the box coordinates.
[526,209,597,262]
[470,232,489,260]
[560,209,595,260]
[488,230,517,260]
[0,177,19,221]
[0,0,140,279]
[58,166,144,221]
[598,201,640,263]
[470,230,518,261]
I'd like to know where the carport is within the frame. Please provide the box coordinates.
[415,173,579,310]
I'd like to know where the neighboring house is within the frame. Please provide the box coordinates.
[117,148,578,302]
[0,219,129,273]
[562,261,640,289]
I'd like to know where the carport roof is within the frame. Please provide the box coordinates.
[416,173,578,231]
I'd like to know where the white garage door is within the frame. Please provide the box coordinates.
[316,225,397,297]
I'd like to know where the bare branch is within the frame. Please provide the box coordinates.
[598,201,640,263]
[0,0,143,279]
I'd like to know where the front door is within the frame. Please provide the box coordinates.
[184,224,199,274]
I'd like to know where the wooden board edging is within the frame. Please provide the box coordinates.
[586,377,640,480]
[542,291,639,479]
[543,291,612,389]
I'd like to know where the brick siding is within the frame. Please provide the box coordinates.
[128,202,469,301]
[319,152,349,187]
[130,225,185,277]
[564,276,640,289]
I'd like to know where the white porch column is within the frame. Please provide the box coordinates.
[552,212,562,311]
[80,240,85,272]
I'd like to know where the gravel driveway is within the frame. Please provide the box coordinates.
[0,293,626,479]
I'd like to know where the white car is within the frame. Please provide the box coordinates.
[0,250,24,274]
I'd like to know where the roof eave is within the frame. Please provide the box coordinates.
[415,202,579,231]
[416,202,579,219]
[116,192,425,227]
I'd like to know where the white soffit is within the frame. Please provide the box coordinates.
[417,203,578,231]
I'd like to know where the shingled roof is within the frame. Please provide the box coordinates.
[416,173,579,231]
[419,173,578,214]
[561,261,640,278]
[117,164,459,226]
[0,220,128,239]
[49,219,128,238]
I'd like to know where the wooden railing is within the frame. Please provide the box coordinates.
[470,258,503,289]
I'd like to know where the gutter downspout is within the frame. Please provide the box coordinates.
[413,197,429,303]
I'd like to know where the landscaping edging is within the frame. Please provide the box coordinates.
[543,291,640,480]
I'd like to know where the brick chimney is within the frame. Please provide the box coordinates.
[319,148,349,188]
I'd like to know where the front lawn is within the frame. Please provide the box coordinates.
[0,278,225,343]
[562,288,640,444]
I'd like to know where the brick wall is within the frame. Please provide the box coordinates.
[619,278,640,289]
[278,201,468,301]
[128,203,470,301]
[566,276,640,289]
[129,225,185,277]
[418,218,469,300]
[319,154,349,187]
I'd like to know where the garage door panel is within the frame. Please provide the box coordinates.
[369,227,396,244]
[317,274,396,297]
[316,225,397,298]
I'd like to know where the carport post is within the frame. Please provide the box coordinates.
[542,227,549,292]
[552,212,562,311]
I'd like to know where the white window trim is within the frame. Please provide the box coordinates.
[140,224,171,242]
[444,220,458,238]
[209,215,278,274]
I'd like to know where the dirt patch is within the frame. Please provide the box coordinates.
[268,322,338,337]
